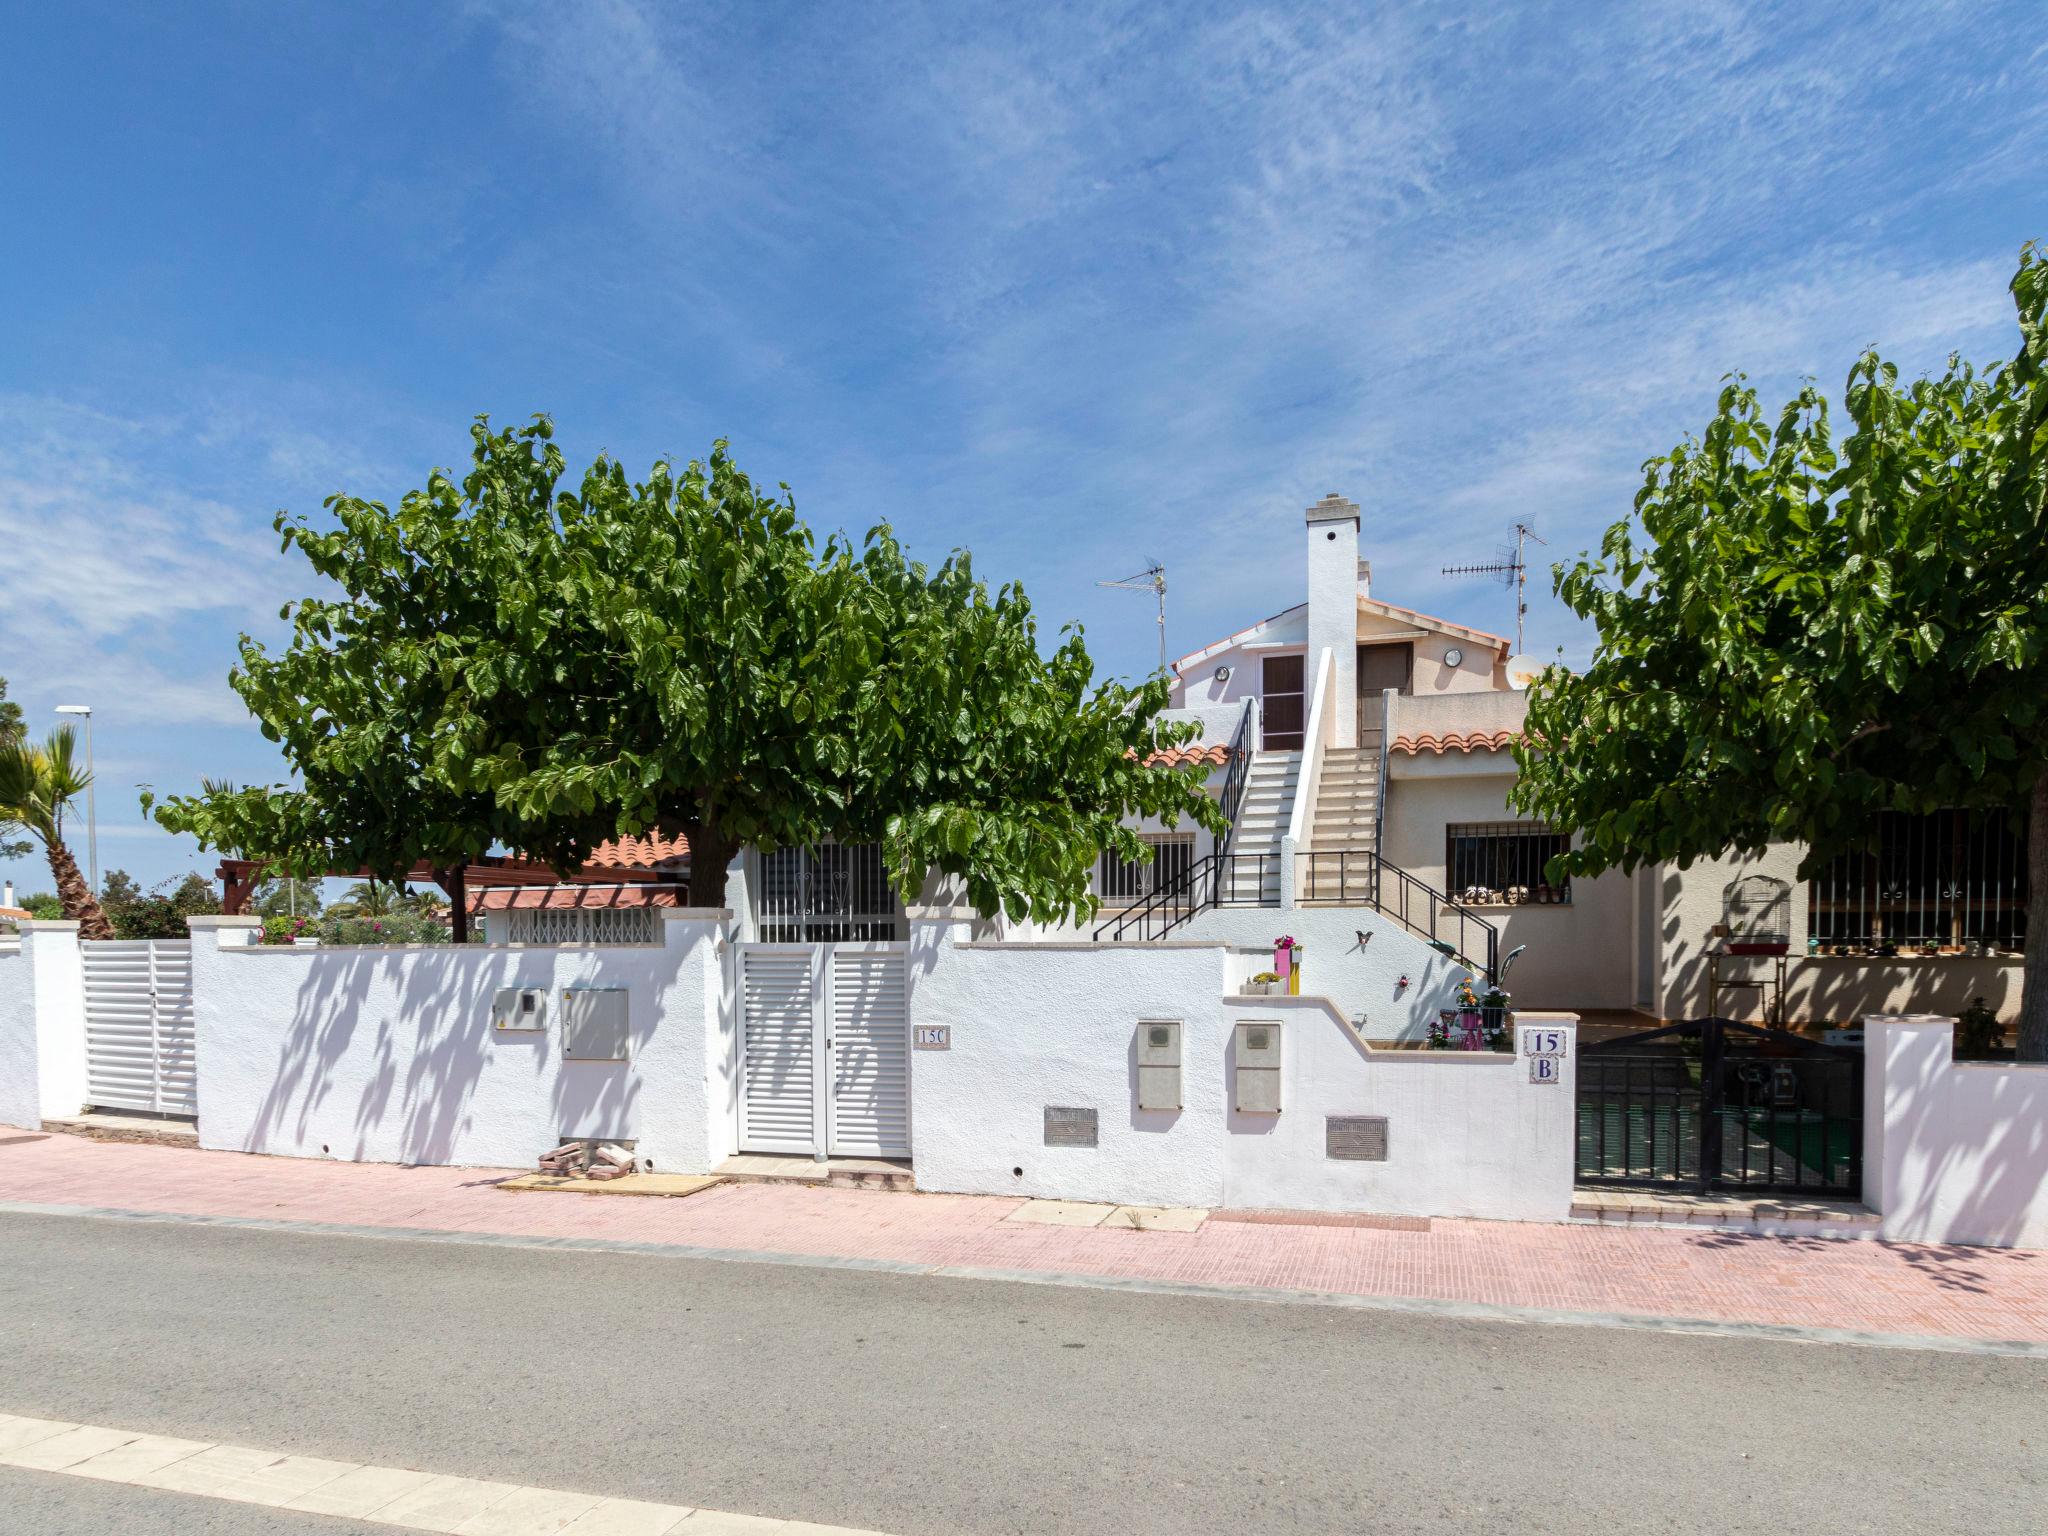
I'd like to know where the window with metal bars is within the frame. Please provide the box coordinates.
[1805,810,2028,952]
[1097,835,1194,904]
[1446,822,1572,905]
[756,843,901,941]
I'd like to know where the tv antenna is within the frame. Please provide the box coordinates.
[1442,522,1546,653]
[1098,562,1167,675]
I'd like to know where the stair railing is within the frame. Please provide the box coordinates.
[1095,697,1257,942]
[1297,848,1499,983]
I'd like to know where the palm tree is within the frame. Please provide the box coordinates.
[0,726,114,939]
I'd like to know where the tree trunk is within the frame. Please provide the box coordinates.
[685,820,739,909]
[46,836,114,941]
[2019,774,2048,1063]
[439,865,471,944]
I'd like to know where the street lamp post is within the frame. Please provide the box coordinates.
[54,704,97,897]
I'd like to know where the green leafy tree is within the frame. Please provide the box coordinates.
[152,419,1217,919]
[1512,247,2048,1059]
[251,876,323,919]
[0,726,114,938]
[99,869,144,908]
[104,873,223,940]
[19,892,65,920]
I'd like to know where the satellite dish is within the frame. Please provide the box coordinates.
[1504,654,1544,691]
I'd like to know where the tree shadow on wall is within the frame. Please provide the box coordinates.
[251,947,556,1165]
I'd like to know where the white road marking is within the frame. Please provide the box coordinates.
[0,1411,893,1535]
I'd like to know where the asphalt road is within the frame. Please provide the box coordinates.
[1,1210,2043,1535]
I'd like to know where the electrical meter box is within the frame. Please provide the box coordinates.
[561,988,630,1062]
[1234,1019,1282,1113]
[492,987,548,1033]
[1136,1019,1182,1110]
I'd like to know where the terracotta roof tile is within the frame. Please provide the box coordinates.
[582,833,690,870]
[471,884,687,913]
[1393,728,1521,755]
[1146,743,1233,768]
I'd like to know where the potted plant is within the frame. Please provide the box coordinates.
[1481,985,1513,1051]
[1427,1012,1457,1050]
[1956,997,2003,1059]
[1247,971,1281,996]
[1274,935,1302,995]
[1454,980,1485,1049]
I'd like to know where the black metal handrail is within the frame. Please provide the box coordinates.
[1298,849,1500,982]
[1095,852,1219,942]
[1093,699,1258,943]
[1212,696,1256,862]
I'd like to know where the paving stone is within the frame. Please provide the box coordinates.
[673,1513,790,1534]
[1002,1199,1116,1227]
[66,1433,214,1482]
[377,1473,526,1531]
[287,1463,440,1518]
[557,1497,697,1535]
[454,1483,605,1534]
[0,1424,137,1471]
[0,1417,79,1455]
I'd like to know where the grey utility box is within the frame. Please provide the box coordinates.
[492,987,548,1033]
[561,988,631,1062]
[1136,1020,1182,1110]
[1234,1019,1282,1113]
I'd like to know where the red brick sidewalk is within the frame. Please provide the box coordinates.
[3,1132,2044,1345]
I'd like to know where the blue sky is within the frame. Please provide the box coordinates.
[2,0,2044,895]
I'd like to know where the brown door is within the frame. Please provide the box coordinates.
[1356,644,1412,734]
[1261,655,1305,750]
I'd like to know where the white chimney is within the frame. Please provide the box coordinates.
[1305,492,1361,748]
[2,880,13,908]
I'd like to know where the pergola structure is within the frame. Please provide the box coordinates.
[216,833,691,943]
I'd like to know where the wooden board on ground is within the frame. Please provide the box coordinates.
[497,1172,723,1199]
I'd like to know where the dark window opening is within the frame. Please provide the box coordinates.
[1806,810,2027,953]
[1447,822,1572,905]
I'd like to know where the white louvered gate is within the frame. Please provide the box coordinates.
[739,943,909,1158]
[81,939,197,1115]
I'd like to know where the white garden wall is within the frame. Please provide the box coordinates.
[1864,1015,2048,1249]
[4,923,87,1121]
[190,912,734,1172]
[908,923,1577,1219]
[0,936,37,1129]
[1178,904,1478,1043]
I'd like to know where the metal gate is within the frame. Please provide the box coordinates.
[739,943,909,1158]
[82,939,196,1116]
[1576,1018,1862,1198]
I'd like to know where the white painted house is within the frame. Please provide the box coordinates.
[1087,492,2032,1037]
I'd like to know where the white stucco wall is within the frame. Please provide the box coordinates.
[191,911,734,1172]
[1864,1016,2048,1249]
[1178,904,1474,1042]
[0,938,37,1129]
[20,923,86,1120]
[1306,499,1359,747]
[1381,766,1635,1013]
[907,925,1578,1219]
[1217,999,1578,1219]
[1359,609,1506,696]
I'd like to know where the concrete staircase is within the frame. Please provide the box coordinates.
[1223,752,1298,905]
[1301,740,1382,901]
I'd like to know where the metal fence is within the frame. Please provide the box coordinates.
[1576,1018,1862,1197]
[756,843,901,942]
[1806,809,2028,953]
